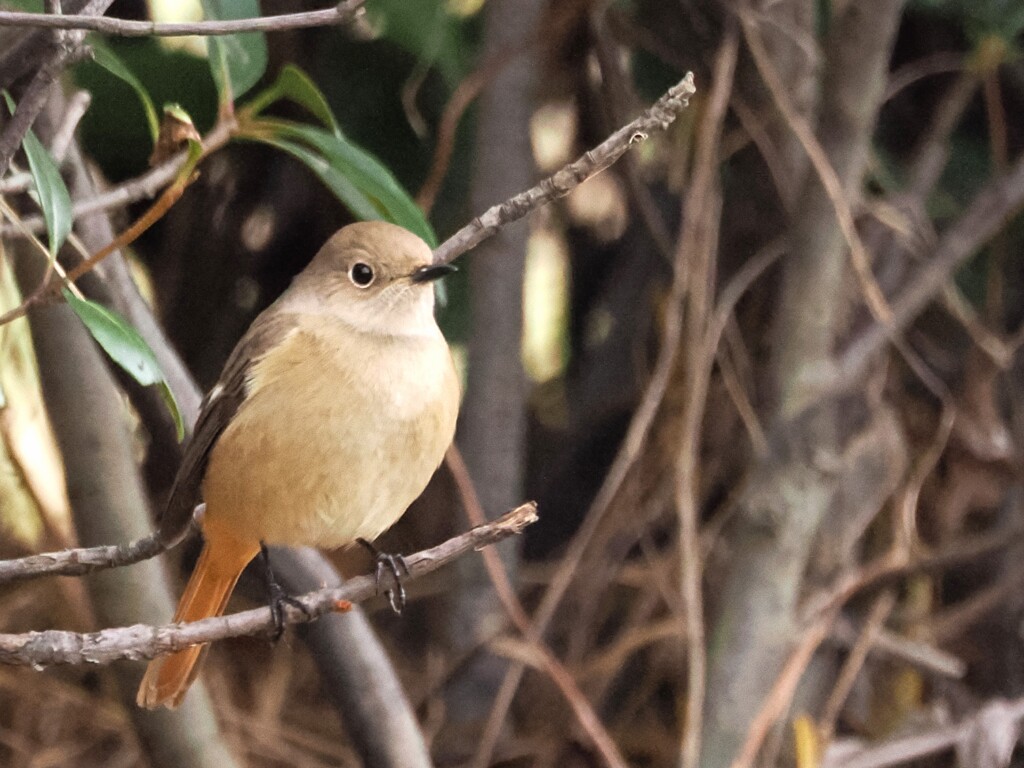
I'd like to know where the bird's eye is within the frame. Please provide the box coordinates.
[349,262,375,288]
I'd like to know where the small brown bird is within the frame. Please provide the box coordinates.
[137,221,459,709]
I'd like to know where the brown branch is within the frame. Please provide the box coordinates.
[431,72,696,265]
[0,503,537,666]
[0,119,236,327]
[446,447,629,768]
[837,149,1024,386]
[822,698,1024,768]
[0,35,88,178]
[818,591,897,743]
[0,0,365,37]
[739,4,893,337]
[676,29,738,768]
[415,49,520,214]
[832,617,966,680]
[3,118,235,237]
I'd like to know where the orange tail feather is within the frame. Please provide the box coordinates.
[137,529,260,709]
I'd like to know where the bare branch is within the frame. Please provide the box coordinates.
[0,503,537,666]
[0,0,365,37]
[837,150,1024,386]
[823,698,1024,768]
[2,119,235,237]
[0,36,88,178]
[432,72,696,265]
[0,517,195,583]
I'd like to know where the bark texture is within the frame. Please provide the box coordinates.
[699,2,907,765]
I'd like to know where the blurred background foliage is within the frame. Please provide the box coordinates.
[3,0,1024,766]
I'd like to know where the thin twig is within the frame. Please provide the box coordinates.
[0,35,88,178]
[819,591,897,742]
[675,28,738,768]
[0,0,365,37]
[806,524,1024,623]
[416,49,521,214]
[739,6,893,327]
[432,72,696,264]
[0,503,537,666]
[837,149,1024,387]
[0,119,235,326]
[2,118,235,237]
[822,698,1024,768]
[48,88,91,163]
[446,447,629,768]
[831,616,966,679]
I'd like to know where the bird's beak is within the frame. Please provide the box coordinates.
[410,263,457,283]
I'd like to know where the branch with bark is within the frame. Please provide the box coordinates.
[0,0,117,177]
[0,0,365,37]
[0,528,180,583]
[432,72,696,265]
[0,503,537,667]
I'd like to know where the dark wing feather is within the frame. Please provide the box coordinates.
[157,311,297,542]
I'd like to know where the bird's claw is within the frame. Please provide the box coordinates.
[359,539,410,614]
[261,543,311,640]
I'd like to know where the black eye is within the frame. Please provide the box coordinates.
[349,262,375,287]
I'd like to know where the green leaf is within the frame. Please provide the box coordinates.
[63,290,185,440]
[3,92,73,257]
[245,65,340,135]
[251,120,436,245]
[202,0,268,101]
[90,40,160,144]
[250,133,382,221]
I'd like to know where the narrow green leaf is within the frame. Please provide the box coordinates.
[90,41,160,144]
[248,133,382,221]
[63,290,185,441]
[201,0,268,101]
[158,382,186,441]
[255,120,436,246]
[3,92,72,257]
[245,65,340,136]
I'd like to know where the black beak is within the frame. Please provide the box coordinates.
[410,263,457,283]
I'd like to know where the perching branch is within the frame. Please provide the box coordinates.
[0,0,365,37]
[431,71,696,265]
[0,502,537,666]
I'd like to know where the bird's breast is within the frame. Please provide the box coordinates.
[201,323,459,548]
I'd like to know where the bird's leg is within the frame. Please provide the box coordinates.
[260,542,311,640]
[357,538,410,614]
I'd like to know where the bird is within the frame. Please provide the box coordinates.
[137,221,460,709]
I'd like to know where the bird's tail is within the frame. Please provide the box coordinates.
[137,525,260,709]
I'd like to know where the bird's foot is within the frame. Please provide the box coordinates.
[261,543,311,640]
[358,538,409,614]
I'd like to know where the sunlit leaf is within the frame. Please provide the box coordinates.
[90,40,160,144]
[202,0,268,101]
[63,290,185,440]
[2,92,73,257]
[149,103,203,168]
[246,65,339,135]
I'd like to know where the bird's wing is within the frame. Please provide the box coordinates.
[157,311,298,541]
